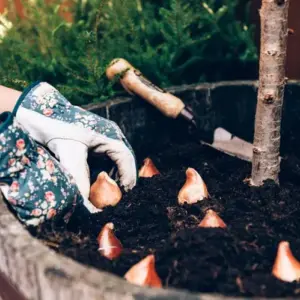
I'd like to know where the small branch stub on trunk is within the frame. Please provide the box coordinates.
[251,0,290,186]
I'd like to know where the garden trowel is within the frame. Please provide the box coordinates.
[106,58,253,162]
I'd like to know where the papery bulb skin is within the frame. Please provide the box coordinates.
[97,223,123,260]
[272,241,300,282]
[139,158,160,178]
[178,168,209,205]
[124,254,162,288]
[90,172,122,209]
[198,209,227,228]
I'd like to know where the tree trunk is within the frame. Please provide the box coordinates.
[251,0,290,186]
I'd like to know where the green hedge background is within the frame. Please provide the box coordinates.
[0,0,258,105]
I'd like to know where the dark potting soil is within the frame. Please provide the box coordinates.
[29,140,300,298]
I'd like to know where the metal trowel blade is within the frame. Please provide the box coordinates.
[201,127,253,162]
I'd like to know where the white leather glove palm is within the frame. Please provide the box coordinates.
[15,82,137,213]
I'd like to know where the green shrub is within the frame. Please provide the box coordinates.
[0,0,257,105]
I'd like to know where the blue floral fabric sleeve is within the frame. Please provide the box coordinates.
[20,82,133,152]
[0,112,83,226]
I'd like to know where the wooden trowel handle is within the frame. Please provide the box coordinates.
[106,58,185,118]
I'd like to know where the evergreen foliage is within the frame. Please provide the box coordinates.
[0,0,257,105]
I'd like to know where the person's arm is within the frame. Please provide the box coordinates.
[0,85,21,113]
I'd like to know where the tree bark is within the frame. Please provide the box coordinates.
[251,0,290,186]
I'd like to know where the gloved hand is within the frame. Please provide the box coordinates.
[14,82,137,213]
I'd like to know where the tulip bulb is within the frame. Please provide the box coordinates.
[198,209,227,228]
[178,168,209,205]
[139,158,160,178]
[90,172,122,209]
[124,254,162,288]
[272,241,300,282]
[97,223,123,260]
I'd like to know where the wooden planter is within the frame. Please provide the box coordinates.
[1,80,300,300]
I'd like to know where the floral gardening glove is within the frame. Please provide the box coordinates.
[0,112,83,226]
[14,82,137,213]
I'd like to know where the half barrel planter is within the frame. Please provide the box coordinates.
[1,80,300,300]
